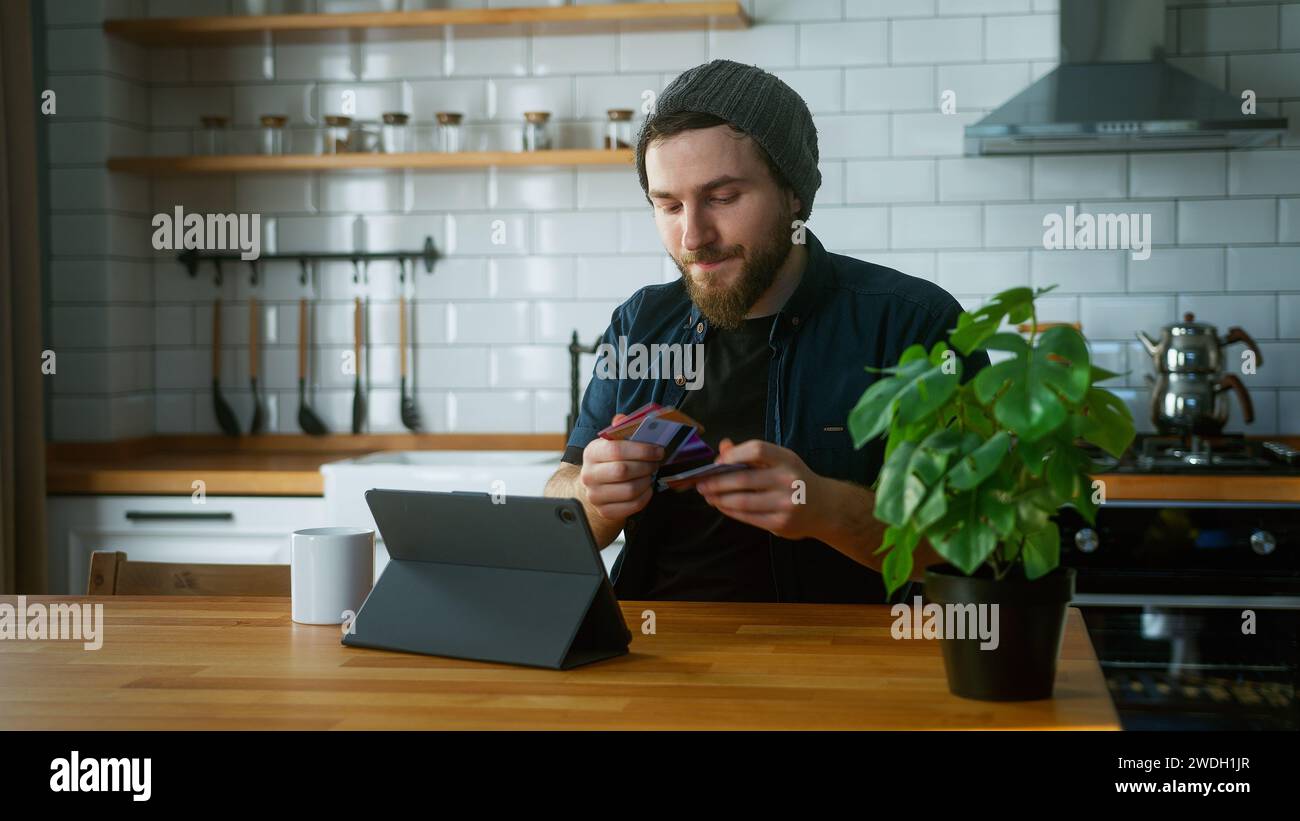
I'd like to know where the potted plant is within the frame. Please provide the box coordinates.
[847,286,1136,701]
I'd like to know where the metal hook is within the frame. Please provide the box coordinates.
[298,257,310,287]
[422,235,438,274]
[249,258,260,288]
[351,258,360,285]
[179,248,200,277]
[213,257,224,287]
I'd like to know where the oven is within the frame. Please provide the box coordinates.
[1057,499,1300,730]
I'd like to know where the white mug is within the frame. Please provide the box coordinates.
[291,527,375,625]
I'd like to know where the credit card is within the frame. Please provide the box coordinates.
[599,404,704,442]
[597,402,663,440]
[663,428,714,465]
[630,416,690,448]
[656,461,750,492]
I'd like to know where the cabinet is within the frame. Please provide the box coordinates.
[47,495,327,595]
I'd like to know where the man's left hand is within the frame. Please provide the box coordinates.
[694,438,830,541]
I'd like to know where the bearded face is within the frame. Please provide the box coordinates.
[673,200,794,330]
[644,124,801,331]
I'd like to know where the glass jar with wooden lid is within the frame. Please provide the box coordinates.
[605,109,634,150]
[381,112,410,153]
[435,112,463,153]
[195,115,229,156]
[521,111,552,152]
[323,115,353,154]
[259,115,289,155]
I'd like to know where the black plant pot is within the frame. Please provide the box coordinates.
[921,563,1076,702]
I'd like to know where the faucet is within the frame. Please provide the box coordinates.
[566,330,602,439]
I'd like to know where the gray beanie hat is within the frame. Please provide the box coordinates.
[635,59,821,222]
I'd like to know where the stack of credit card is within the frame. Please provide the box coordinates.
[598,402,751,492]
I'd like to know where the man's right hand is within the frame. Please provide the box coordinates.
[578,412,665,523]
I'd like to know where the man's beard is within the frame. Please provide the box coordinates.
[675,212,794,331]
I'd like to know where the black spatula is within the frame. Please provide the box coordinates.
[399,292,422,431]
[249,296,266,435]
[351,296,366,434]
[211,298,241,436]
[297,298,328,435]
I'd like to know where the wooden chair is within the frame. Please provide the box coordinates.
[86,550,290,596]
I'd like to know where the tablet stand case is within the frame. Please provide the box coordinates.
[342,489,632,670]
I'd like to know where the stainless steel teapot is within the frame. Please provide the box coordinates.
[1137,312,1262,375]
[1136,313,1261,435]
[1146,371,1255,436]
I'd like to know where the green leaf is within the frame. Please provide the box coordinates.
[1036,325,1091,404]
[1015,488,1056,535]
[971,327,1090,442]
[877,524,920,557]
[882,544,914,597]
[946,431,1011,491]
[1089,364,1124,384]
[979,484,1017,539]
[1015,434,1054,477]
[1021,521,1061,580]
[874,431,962,526]
[914,482,949,531]
[928,490,999,575]
[864,345,928,375]
[948,287,1037,356]
[874,443,927,527]
[894,361,962,426]
[848,379,904,447]
[928,340,950,367]
[956,387,996,438]
[848,357,935,447]
[1078,387,1137,458]
[982,332,1030,355]
[974,359,1066,441]
[1071,477,1100,526]
[1045,443,1087,503]
[1044,441,1100,526]
[931,510,999,575]
[898,343,929,366]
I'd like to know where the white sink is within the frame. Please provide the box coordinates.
[321,449,566,529]
[346,450,566,469]
[320,450,622,577]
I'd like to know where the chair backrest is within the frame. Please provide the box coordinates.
[86,550,290,596]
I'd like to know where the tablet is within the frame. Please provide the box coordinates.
[342,489,632,669]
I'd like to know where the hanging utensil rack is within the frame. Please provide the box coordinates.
[177,236,439,286]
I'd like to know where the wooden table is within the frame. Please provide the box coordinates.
[0,596,1119,730]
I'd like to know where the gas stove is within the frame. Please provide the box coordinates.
[1086,433,1300,474]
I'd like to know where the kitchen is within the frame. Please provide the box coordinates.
[1,0,1299,789]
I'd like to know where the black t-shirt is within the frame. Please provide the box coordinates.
[643,314,777,601]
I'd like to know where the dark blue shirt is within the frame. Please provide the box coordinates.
[562,229,989,603]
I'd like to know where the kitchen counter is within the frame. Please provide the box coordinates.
[1090,473,1300,503]
[0,595,1118,730]
[46,434,567,496]
[46,434,1300,501]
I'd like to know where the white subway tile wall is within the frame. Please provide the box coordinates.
[43,0,1300,438]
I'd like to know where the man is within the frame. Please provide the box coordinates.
[544,59,989,603]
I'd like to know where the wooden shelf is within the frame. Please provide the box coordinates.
[104,2,748,45]
[107,148,634,175]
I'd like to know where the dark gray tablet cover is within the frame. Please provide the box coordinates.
[342,489,632,669]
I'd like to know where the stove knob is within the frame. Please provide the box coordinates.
[1075,528,1099,554]
[1250,530,1276,556]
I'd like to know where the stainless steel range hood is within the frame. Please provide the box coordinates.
[965,0,1288,155]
